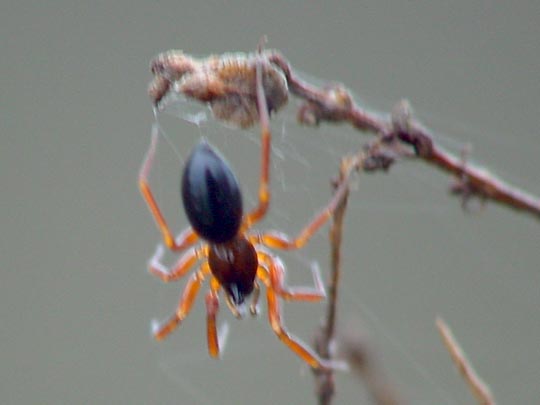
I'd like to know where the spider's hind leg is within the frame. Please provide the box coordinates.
[265,280,333,371]
[258,256,334,370]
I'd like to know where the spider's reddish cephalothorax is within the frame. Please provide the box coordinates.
[140,44,349,370]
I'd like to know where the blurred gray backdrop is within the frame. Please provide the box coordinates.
[2,1,539,404]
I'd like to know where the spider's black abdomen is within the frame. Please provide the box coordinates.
[181,140,243,243]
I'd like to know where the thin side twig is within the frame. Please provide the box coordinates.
[312,146,402,405]
[436,317,496,405]
[338,324,404,405]
[312,156,351,405]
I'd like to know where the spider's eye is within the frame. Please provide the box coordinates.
[181,140,243,243]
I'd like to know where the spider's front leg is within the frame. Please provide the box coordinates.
[253,166,352,251]
[152,264,208,341]
[244,47,273,227]
[139,125,199,251]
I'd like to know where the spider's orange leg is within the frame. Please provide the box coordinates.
[139,125,199,251]
[153,267,206,341]
[249,281,261,315]
[205,277,221,358]
[244,47,272,227]
[257,254,326,302]
[253,171,351,250]
[149,244,206,282]
[257,258,343,370]
[265,276,333,370]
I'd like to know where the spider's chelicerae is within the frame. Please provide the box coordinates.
[139,48,348,370]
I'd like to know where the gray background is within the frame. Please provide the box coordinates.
[2,1,539,404]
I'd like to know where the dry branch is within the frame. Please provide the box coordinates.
[436,317,496,405]
[268,52,540,219]
[149,47,540,219]
[312,146,402,405]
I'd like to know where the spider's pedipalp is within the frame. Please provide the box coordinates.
[249,281,261,316]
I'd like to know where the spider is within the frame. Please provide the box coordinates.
[139,48,349,370]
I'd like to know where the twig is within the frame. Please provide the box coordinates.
[436,317,496,405]
[339,324,404,405]
[312,146,400,404]
[312,156,351,404]
[268,52,540,220]
[148,48,540,219]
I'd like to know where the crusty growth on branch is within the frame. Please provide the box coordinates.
[149,50,288,128]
